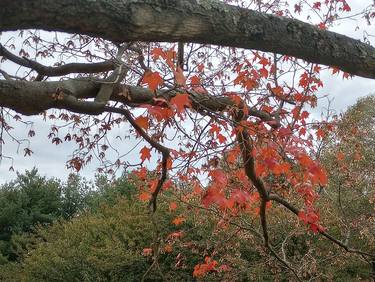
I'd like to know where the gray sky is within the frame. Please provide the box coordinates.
[1,1,375,184]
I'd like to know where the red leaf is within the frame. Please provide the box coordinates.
[172,216,185,226]
[151,47,165,60]
[142,248,153,256]
[134,116,149,131]
[142,71,163,91]
[169,202,178,211]
[217,133,227,144]
[259,67,268,78]
[189,75,201,85]
[140,146,151,162]
[139,191,151,201]
[143,105,173,121]
[170,93,191,113]
[174,66,186,86]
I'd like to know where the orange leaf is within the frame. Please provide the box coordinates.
[169,202,178,211]
[148,179,158,192]
[170,93,191,113]
[139,192,151,201]
[151,47,165,60]
[316,128,325,139]
[174,66,186,86]
[217,133,227,144]
[172,216,185,226]
[164,244,173,253]
[142,248,153,256]
[142,71,163,91]
[134,116,149,131]
[259,67,268,78]
[189,75,201,85]
[140,146,151,162]
[336,151,345,161]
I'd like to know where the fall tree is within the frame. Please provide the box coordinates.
[1,0,375,279]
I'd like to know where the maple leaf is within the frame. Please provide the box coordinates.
[193,257,218,278]
[197,63,205,72]
[134,167,147,179]
[172,216,185,226]
[143,105,173,121]
[134,116,149,131]
[148,178,158,192]
[259,68,268,78]
[142,248,153,256]
[23,147,33,157]
[151,47,165,60]
[164,244,173,253]
[174,66,186,86]
[142,71,163,91]
[313,2,321,10]
[139,191,151,201]
[209,124,221,135]
[209,169,228,187]
[299,127,307,136]
[140,146,151,162]
[169,202,178,211]
[336,151,345,161]
[189,75,201,85]
[217,133,227,144]
[316,128,325,139]
[170,93,191,114]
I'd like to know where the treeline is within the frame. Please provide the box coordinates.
[0,170,372,281]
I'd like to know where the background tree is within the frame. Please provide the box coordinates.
[1,172,373,281]
[1,0,375,279]
[0,169,95,263]
[319,95,375,278]
[0,169,61,262]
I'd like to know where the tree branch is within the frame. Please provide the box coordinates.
[0,79,277,125]
[0,44,115,77]
[269,193,375,258]
[104,106,170,213]
[0,0,374,78]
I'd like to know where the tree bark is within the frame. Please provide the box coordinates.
[0,79,273,122]
[1,0,374,79]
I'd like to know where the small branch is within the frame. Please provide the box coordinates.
[0,69,12,80]
[0,43,116,77]
[95,44,129,104]
[105,106,170,213]
[269,193,375,257]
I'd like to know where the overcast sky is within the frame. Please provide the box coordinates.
[1,1,375,184]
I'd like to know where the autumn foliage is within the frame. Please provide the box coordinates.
[0,0,374,280]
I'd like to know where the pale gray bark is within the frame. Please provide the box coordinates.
[0,79,273,122]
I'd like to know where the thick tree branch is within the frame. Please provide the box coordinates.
[0,0,374,78]
[0,79,276,124]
